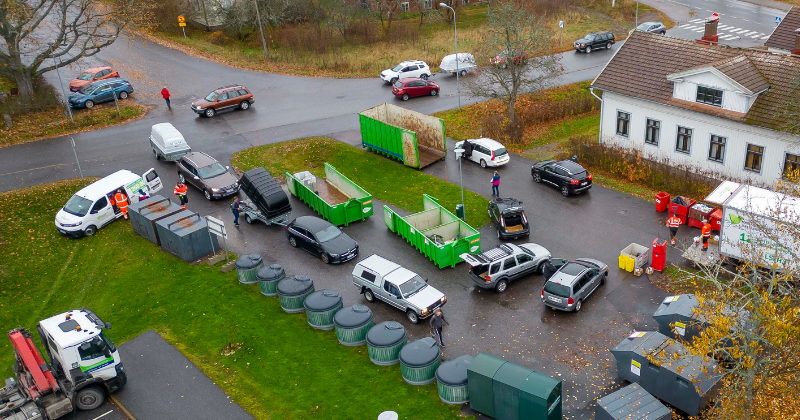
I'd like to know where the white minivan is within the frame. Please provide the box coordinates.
[55,169,162,237]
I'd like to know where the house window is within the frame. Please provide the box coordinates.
[696,86,723,107]
[708,135,726,163]
[423,0,432,9]
[401,1,409,11]
[675,126,692,154]
[784,153,800,181]
[616,111,630,137]
[645,118,660,145]
[744,144,764,173]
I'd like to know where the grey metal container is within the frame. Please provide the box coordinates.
[304,290,343,330]
[366,321,406,365]
[155,211,218,262]
[235,254,263,285]
[653,294,704,341]
[128,195,183,245]
[277,275,315,313]
[256,264,285,296]
[436,355,472,405]
[596,383,671,420]
[399,337,441,386]
[610,331,723,416]
[334,305,373,346]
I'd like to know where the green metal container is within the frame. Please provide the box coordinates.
[235,254,263,285]
[359,103,446,169]
[303,289,343,330]
[285,163,373,226]
[333,305,373,346]
[399,337,441,386]
[366,321,407,366]
[256,263,285,297]
[277,275,315,313]
[384,194,481,268]
[436,355,472,405]
[467,353,507,418]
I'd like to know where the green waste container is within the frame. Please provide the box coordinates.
[455,204,465,220]
[366,321,407,365]
[333,305,373,346]
[399,337,441,386]
[468,353,507,418]
[304,289,343,330]
[436,355,472,405]
[277,275,315,313]
[235,254,264,285]
[256,264,285,296]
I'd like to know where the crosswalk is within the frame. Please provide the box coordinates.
[676,18,770,41]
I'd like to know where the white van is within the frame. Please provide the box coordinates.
[150,123,191,161]
[439,53,476,76]
[55,169,162,237]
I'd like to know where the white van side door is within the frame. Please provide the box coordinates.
[142,168,162,193]
[89,196,116,227]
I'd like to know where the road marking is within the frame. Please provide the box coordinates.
[693,28,706,32]
[760,35,770,40]
[690,18,705,23]
[683,25,699,30]
[741,18,750,22]
[93,411,114,420]
[679,24,692,28]
[743,30,759,35]
[0,163,72,178]
[730,28,748,33]
[717,25,732,30]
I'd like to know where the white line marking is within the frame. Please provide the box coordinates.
[741,19,750,22]
[730,28,748,34]
[93,411,114,420]
[761,36,769,40]
[683,25,699,30]
[717,25,732,30]
[679,24,692,28]
[743,30,759,36]
[693,28,706,32]
[690,18,705,23]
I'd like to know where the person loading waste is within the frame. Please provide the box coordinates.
[112,189,129,220]
[174,181,188,210]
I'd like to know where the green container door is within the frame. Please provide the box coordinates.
[519,372,562,420]
[493,363,532,420]
[286,163,373,226]
[467,353,507,418]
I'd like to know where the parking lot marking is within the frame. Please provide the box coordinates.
[93,411,114,420]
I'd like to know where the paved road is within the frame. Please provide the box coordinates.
[64,400,129,420]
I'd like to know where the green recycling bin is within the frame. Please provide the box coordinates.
[455,204,465,220]
[277,275,315,313]
[304,289,343,330]
[256,264,285,297]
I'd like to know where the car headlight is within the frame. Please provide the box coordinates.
[421,308,429,315]
[580,44,585,47]
[61,221,82,227]
[329,253,340,258]
[212,188,220,192]
[440,296,447,304]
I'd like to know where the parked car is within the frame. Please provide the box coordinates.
[541,258,608,312]
[287,216,359,264]
[380,60,433,84]
[176,152,239,200]
[191,85,254,118]
[69,66,120,92]
[531,159,593,196]
[542,258,569,280]
[488,197,529,240]
[68,78,133,109]
[392,78,439,101]
[461,243,551,293]
[573,31,615,53]
[490,50,527,68]
[352,254,446,323]
[439,53,476,76]
[636,21,667,34]
[454,138,510,168]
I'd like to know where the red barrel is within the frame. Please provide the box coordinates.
[655,192,670,213]
[651,238,667,272]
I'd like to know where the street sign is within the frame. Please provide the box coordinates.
[178,15,186,27]
[776,16,782,25]
[206,216,227,239]
[559,20,564,28]
[179,22,186,27]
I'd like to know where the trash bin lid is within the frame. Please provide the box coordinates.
[256,264,285,282]
[436,355,472,386]
[277,275,314,297]
[304,289,342,312]
[333,305,373,328]
[399,337,440,368]
[366,321,406,348]
[235,254,263,270]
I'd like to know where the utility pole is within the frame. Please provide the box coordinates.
[440,3,460,110]
[635,1,639,27]
[48,43,74,124]
[253,0,269,61]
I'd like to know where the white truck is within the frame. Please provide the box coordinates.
[0,309,126,419]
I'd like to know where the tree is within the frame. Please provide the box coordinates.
[0,0,142,101]
[465,0,562,143]
[376,0,401,30]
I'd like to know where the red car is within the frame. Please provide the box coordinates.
[69,66,120,92]
[490,50,528,68]
[392,77,439,101]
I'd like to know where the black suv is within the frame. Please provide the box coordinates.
[488,198,530,240]
[573,31,615,53]
[531,160,592,197]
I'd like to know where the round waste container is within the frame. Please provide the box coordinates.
[256,264,285,296]
[304,289,343,330]
[333,305,373,346]
[366,321,407,366]
[235,254,263,285]
[277,275,315,313]
[399,337,441,386]
[436,355,472,404]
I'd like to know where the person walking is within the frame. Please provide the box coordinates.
[112,189,130,220]
[429,309,449,348]
[491,171,500,197]
[161,86,171,111]
[666,209,682,245]
[701,219,712,251]
[231,196,241,227]
[174,181,188,210]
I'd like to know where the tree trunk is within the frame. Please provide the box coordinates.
[13,70,35,101]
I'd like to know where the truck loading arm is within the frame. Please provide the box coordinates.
[9,329,59,399]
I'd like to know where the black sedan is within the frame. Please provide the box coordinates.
[531,159,592,197]
[285,216,359,264]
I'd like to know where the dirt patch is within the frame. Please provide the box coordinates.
[316,179,349,205]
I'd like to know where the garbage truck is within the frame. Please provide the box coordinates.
[0,309,126,419]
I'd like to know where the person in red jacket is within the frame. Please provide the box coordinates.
[161,86,171,111]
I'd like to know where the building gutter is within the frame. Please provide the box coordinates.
[591,87,604,144]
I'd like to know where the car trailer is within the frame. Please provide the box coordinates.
[240,200,291,226]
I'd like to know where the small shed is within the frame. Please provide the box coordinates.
[276,275,315,313]
[333,305,374,346]
[399,338,441,386]
[303,290,343,330]
[436,355,472,405]
[596,383,672,420]
[256,264,285,296]
[235,254,263,285]
[366,321,407,365]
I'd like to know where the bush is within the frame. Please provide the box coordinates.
[0,79,62,117]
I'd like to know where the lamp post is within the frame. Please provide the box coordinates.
[253,0,269,61]
[47,42,74,124]
[439,3,460,110]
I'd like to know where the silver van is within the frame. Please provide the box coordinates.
[541,258,608,312]
[461,243,551,293]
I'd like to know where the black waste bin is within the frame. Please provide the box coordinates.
[399,338,441,386]
[235,254,263,285]
[256,264,285,296]
[436,355,472,405]
[334,305,374,346]
[304,289,343,330]
[366,321,406,365]
[277,275,315,313]
[596,382,671,420]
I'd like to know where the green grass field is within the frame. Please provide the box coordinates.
[0,179,470,420]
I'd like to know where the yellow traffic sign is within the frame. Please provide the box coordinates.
[177,15,185,23]
[179,22,186,27]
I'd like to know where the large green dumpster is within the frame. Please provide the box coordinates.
[468,353,506,418]
[384,194,481,268]
[286,163,373,226]
[359,103,446,169]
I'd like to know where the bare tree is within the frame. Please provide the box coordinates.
[466,0,562,142]
[376,0,401,30]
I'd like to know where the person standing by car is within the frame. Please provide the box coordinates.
[161,86,171,111]
[666,209,681,245]
[491,171,501,197]
[174,181,188,210]
[429,309,449,348]
[230,196,241,227]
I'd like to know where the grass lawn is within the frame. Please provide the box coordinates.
[0,179,470,420]
[232,136,492,227]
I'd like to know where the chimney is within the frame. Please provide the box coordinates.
[702,12,720,43]
[793,28,800,55]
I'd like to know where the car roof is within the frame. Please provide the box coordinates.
[74,170,140,200]
[86,77,126,88]
[213,84,246,93]
[641,21,662,25]
[293,215,334,232]
[182,152,217,167]
[384,266,417,285]
[39,309,108,349]
[399,60,426,65]
[84,66,113,73]
[398,77,424,83]
[491,197,524,213]
[356,254,402,276]
[468,138,505,150]
[557,160,586,173]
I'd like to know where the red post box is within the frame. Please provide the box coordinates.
[655,192,670,213]
[651,238,667,272]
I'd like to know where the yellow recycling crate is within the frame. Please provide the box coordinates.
[619,254,635,272]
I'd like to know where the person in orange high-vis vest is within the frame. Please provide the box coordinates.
[174,182,188,210]
[701,219,712,251]
[112,189,130,220]
[666,210,681,245]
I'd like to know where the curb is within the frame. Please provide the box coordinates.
[110,394,137,420]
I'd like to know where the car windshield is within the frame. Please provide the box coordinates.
[560,262,586,276]
[399,275,427,297]
[63,195,92,217]
[494,147,508,156]
[197,163,227,179]
[544,281,571,298]
[314,225,342,242]
[204,91,219,102]
[394,81,403,88]
[584,34,596,40]
[637,23,651,30]
[391,64,404,72]
[77,72,94,81]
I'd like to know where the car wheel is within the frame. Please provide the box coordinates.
[289,237,298,247]
[153,149,160,160]
[407,310,420,324]
[321,253,330,264]
[401,93,409,101]
[532,173,541,183]
[75,386,104,411]
[245,214,253,224]
[390,77,398,84]
[460,69,467,76]
[606,42,612,49]
[240,101,250,110]
[83,225,97,236]
[601,273,606,286]
[497,230,501,239]
[661,31,666,35]
[538,262,545,274]
[420,74,428,80]
[480,159,487,168]
[119,91,129,99]
[575,299,582,312]
[205,108,216,118]
[204,189,212,200]
[430,89,438,97]
[561,186,570,197]
[495,279,508,293]
[178,173,185,183]
[85,100,94,109]
[585,46,592,54]
[364,289,375,303]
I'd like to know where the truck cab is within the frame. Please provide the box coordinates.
[352,254,447,324]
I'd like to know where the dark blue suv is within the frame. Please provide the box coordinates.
[68,78,134,109]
